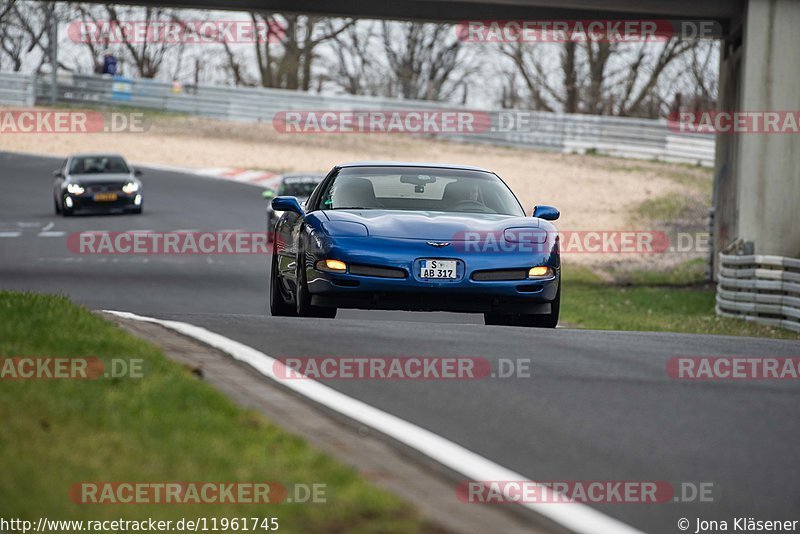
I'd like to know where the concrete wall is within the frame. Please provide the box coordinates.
[736,0,800,257]
[713,30,744,272]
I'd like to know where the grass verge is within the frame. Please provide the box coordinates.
[561,263,800,339]
[0,291,434,533]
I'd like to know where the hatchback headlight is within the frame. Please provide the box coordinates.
[66,183,85,195]
[122,182,140,194]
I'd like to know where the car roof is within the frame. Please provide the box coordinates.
[68,153,127,160]
[337,161,493,173]
[281,177,325,182]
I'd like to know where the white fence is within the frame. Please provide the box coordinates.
[717,254,800,333]
[0,71,716,166]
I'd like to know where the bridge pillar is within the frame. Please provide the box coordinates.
[714,0,800,264]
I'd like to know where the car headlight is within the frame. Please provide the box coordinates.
[316,259,347,272]
[66,183,85,195]
[122,182,140,194]
[528,266,554,279]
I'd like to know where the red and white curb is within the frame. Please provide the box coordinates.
[135,163,282,190]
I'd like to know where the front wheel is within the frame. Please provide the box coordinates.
[518,281,560,328]
[295,259,336,319]
[269,251,296,317]
[54,196,61,214]
[484,281,560,328]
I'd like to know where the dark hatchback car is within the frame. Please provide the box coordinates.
[53,154,143,216]
[262,174,325,234]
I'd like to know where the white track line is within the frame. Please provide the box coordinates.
[104,310,644,534]
[0,231,21,238]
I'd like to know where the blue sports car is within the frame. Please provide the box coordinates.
[270,162,560,327]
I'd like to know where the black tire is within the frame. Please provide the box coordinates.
[518,280,560,328]
[484,280,560,328]
[295,255,336,318]
[269,250,296,317]
[54,196,61,214]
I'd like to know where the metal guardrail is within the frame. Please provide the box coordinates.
[0,71,716,166]
[0,72,35,106]
[717,253,800,333]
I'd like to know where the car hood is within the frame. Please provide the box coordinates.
[322,209,540,240]
[68,173,133,184]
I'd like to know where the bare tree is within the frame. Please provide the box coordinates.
[380,21,476,101]
[0,0,25,71]
[320,21,382,95]
[500,37,703,118]
[246,13,354,90]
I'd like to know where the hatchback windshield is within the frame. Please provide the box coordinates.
[69,156,130,175]
[279,176,323,197]
[320,166,524,215]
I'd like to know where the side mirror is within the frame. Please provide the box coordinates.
[133,169,143,177]
[272,196,304,216]
[53,170,63,178]
[533,205,560,221]
[262,189,275,200]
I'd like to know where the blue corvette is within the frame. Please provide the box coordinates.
[270,162,560,327]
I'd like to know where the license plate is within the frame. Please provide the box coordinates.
[94,193,117,202]
[419,259,457,279]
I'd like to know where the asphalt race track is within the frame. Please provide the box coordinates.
[2,151,798,533]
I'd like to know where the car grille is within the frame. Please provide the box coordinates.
[349,264,407,279]
[85,183,124,193]
[471,269,528,281]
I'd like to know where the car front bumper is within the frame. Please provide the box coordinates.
[303,235,560,314]
[66,193,141,212]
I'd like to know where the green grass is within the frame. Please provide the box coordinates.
[561,265,800,339]
[632,191,710,224]
[0,291,433,532]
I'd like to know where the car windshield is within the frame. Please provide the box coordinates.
[279,177,322,197]
[69,156,130,175]
[320,166,525,216]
